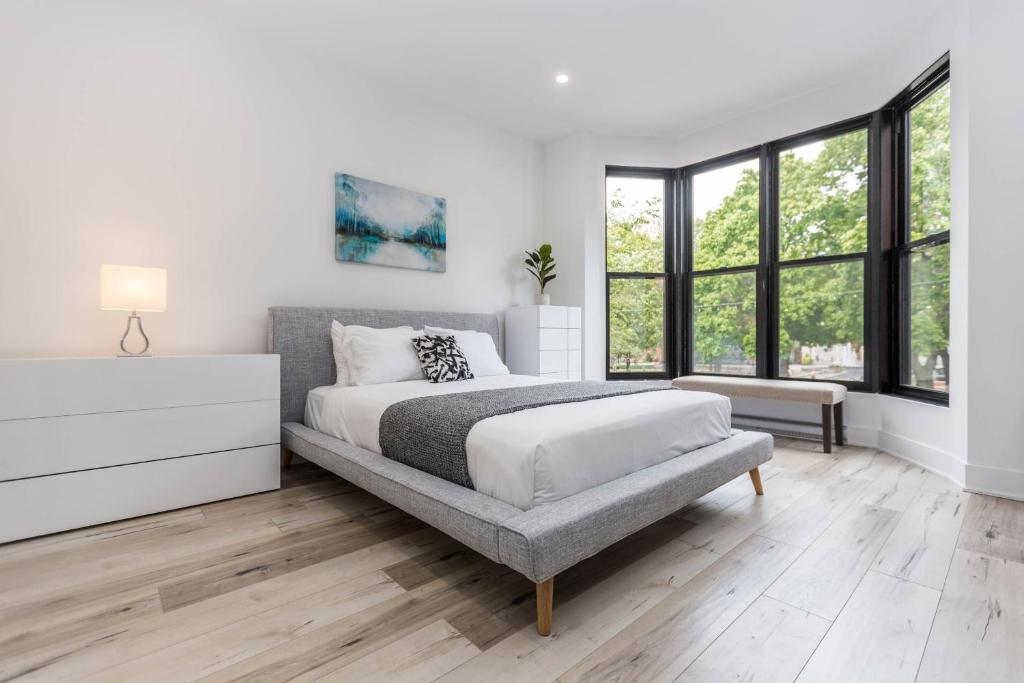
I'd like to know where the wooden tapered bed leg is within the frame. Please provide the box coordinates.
[749,467,764,496]
[536,577,554,636]
[281,447,294,468]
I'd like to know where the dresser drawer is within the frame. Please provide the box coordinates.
[568,349,582,374]
[0,355,279,421]
[0,400,280,481]
[538,328,568,350]
[540,371,568,380]
[0,446,280,544]
[567,307,582,329]
[537,306,568,328]
[567,328,582,350]
[538,350,568,374]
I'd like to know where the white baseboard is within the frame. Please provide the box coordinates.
[874,429,966,488]
[964,463,1024,502]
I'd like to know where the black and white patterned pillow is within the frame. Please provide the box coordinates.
[411,335,474,383]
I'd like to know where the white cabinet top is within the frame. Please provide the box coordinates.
[0,355,280,421]
[506,305,582,329]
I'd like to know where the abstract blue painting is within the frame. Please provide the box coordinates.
[335,173,446,273]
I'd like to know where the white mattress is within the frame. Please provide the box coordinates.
[305,375,732,510]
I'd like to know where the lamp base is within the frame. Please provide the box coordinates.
[118,311,152,357]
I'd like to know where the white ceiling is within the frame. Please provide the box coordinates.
[214,0,946,141]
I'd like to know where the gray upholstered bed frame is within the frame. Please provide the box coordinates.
[268,306,773,636]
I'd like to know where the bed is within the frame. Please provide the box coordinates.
[269,306,773,636]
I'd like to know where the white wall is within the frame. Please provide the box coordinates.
[0,1,542,358]
[542,132,682,378]
[962,0,1024,500]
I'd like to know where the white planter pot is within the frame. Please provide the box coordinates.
[535,293,551,305]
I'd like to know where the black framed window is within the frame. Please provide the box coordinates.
[687,153,760,376]
[604,54,950,405]
[605,170,674,378]
[893,60,951,401]
[776,125,870,384]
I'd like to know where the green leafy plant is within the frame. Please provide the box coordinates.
[524,244,557,294]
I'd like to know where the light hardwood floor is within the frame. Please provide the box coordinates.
[2,438,1022,682]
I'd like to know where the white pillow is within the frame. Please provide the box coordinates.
[330,320,351,386]
[344,325,425,386]
[424,325,509,377]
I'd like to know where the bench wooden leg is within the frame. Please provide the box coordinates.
[821,404,832,454]
[281,447,294,468]
[834,402,845,446]
[536,578,554,636]
[748,467,764,495]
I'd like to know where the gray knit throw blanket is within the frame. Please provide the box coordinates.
[378,381,673,488]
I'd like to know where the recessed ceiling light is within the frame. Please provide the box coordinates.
[555,73,569,85]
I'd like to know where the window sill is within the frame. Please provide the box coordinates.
[885,386,949,407]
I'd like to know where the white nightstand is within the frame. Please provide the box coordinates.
[505,305,582,379]
[0,355,281,543]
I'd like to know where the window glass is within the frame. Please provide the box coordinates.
[779,129,868,260]
[692,159,760,270]
[609,277,665,374]
[906,243,950,391]
[779,260,865,381]
[692,272,757,375]
[909,83,951,241]
[606,176,664,272]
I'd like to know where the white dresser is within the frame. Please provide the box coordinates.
[505,305,582,379]
[0,355,281,543]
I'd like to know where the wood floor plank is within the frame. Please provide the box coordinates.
[437,512,700,653]
[0,587,161,679]
[854,459,929,512]
[198,477,349,525]
[765,503,900,620]
[0,508,207,564]
[157,513,425,611]
[0,519,282,612]
[796,570,940,683]
[312,620,480,683]
[0,522,285,636]
[382,542,479,591]
[957,494,1024,564]
[916,549,1024,682]
[438,540,717,683]
[8,530,442,682]
[678,472,760,519]
[758,447,837,481]
[756,474,872,549]
[680,473,814,555]
[677,595,830,683]
[557,535,802,682]
[78,570,406,683]
[873,486,965,589]
[194,561,518,682]
[269,490,394,532]
[829,447,901,481]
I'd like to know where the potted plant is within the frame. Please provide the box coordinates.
[525,244,556,305]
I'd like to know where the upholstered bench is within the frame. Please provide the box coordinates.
[672,376,847,453]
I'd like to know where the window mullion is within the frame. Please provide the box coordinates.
[761,144,778,380]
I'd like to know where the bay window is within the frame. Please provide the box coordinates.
[604,54,949,404]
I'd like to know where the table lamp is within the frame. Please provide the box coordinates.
[100,264,167,357]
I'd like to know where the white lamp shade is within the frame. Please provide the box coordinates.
[100,264,167,312]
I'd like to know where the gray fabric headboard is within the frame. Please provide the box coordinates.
[267,306,503,423]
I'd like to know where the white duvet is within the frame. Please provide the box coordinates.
[306,375,732,510]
